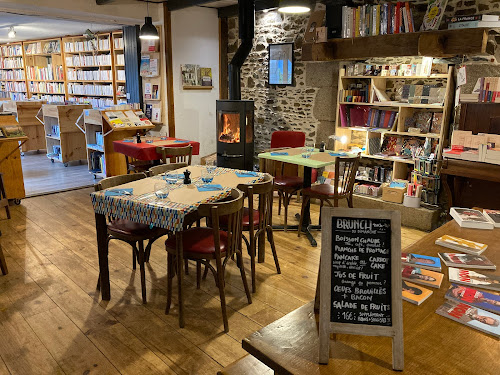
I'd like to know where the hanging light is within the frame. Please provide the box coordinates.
[8,26,16,39]
[139,1,159,40]
[278,0,311,14]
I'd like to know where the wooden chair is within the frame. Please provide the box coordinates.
[125,156,154,174]
[156,145,192,165]
[0,231,7,275]
[95,173,169,303]
[298,155,360,236]
[148,162,188,177]
[0,173,10,219]
[165,189,251,332]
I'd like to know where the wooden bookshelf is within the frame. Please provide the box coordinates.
[3,100,46,152]
[0,42,28,101]
[140,29,164,124]
[112,31,126,105]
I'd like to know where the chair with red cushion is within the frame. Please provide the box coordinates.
[298,155,360,236]
[96,173,169,303]
[165,189,251,332]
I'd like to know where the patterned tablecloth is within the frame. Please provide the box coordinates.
[91,166,264,232]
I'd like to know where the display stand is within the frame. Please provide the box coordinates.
[2,100,46,152]
[37,104,91,166]
[82,108,154,178]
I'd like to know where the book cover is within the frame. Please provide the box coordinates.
[144,82,152,99]
[402,281,433,305]
[438,253,496,270]
[414,112,432,133]
[447,14,499,23]
[181,64,199,86]
[401,265,444,288]
[445,284,500,314]
[450,208,494,230]
[430,112,442,134]
[152,84,159,100]
[448,20,500,30]
[421,0,448,31]
[483,209,500,228]
[2,125,25,137]
[435,300,500,338]
[449,267,500,292]
[140,55,150,76]
[200,67,212,86]
[435,235,488,255]
[401,252,441,271]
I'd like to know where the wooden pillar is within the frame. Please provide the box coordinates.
[163,3,176,137]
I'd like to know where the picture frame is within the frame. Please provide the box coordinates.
[268,43,294,86]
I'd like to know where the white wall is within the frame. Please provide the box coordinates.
[171,7,220,164]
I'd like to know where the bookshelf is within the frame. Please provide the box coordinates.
[112,31,126,105]
[23,37,66,103]
[3,100,46,152]
[140,30,163,124]
[0,42,27,101]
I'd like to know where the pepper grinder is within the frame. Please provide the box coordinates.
[319,142,325,152]
[136,132,141,143]
[183,169,191,184]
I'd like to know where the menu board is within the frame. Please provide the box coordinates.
[330,217,392,326]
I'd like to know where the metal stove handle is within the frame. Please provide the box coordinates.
[219,152,243,158]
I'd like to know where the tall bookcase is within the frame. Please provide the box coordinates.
[23,37,66,103]
[0,42,27,101]
[112,31,126,104]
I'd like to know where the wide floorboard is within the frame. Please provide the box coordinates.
[0,188,425,374]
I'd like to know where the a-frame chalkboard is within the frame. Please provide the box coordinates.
[319,207,403,370]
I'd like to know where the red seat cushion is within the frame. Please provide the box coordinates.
[165,227,228,255]
[108,219,166,237]
[219,207,259,227]
[302,184,338,197]
[274,176,303,188]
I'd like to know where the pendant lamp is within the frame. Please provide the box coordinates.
[278,0,311,14]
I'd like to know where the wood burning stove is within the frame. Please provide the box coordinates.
[216,100,254,171]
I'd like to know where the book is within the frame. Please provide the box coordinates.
[401,265,443,288]
[421,0,448,31]
[401,252,441,271]
[483,209,500,228]
[200,67,212,86]
[402,281,433,305]
[438,253,496,270]
[144,82,152,99]
[449,268,500,292]
[2,125,25,137]
[450,208,494,230]
[435,235,488,255]
[445,284,500,314]
[140,55,150,76]
[435,300,500,338]
[448,20,500,30]
[181,64,199,86]
[447,14,499,23]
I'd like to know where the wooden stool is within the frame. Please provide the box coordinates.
[0,173,10,219]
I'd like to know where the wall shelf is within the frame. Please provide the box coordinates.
[183,85,213,90]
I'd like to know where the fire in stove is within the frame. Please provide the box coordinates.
[219,113,240,143]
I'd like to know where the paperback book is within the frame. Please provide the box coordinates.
[435,300,500,338]
[445,284,500,314]
[401,265,443,288]
[401,252,441,271]
[449,267,500,292]
[450,207,494,229]
[438,253,496,270]
[435,235,488,255]
[402,281,433,305]
[483,209,500,228]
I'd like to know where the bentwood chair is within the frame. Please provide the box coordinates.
[0,173,10,219]
[125,156,154,174]
[148,162,188,177]
[165,189,251,332]
[156,145,192,166]
[95,173,169,303]
[298,155,360,236]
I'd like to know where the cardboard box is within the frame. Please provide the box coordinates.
[381,182,407,204]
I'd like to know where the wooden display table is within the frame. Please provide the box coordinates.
[0,136,27,202]
[242,220,500,374]
[2,100,46,152]
[38,104,91,166]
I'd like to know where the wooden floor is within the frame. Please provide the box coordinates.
[21,153,96,197]
[0,188,425,375]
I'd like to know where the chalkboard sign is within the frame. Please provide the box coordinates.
[319,208,403,370]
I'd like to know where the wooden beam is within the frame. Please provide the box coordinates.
[219,17,229,100]
[302,28,490,61]
[167,0,215,11]
[163,3,176,137]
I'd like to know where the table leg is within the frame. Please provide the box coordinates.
[257,194,266,263]
[442,174,453,216]
[95,212,110,300]
[176,232,185,328]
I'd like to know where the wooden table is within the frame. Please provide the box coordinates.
[0,136,27,202]
[242,219,500,374]
[113,137,200,161]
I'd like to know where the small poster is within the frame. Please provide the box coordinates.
[140,55,150,76]
[152,84,159,100]
[420,0,448,31]
[152,107,161,123]
[181,64,199,86]
[200,67,212,86]
[149,58,158,77]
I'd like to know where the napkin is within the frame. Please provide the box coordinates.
[270,152,288,156]
[174,140,188,143]
[122,139,134,143]
[329,152,347,157]
[197,184,223,192]
[235,171,258,177]
[164,173,184,179]
[104,188,133,197]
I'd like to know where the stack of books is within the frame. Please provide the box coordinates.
[447,14,500,30]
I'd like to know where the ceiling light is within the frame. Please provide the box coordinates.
[8,26,15,39]
[140,17,159,39]
[278,0,311,14]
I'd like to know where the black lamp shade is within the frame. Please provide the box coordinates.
[139,17,159,39]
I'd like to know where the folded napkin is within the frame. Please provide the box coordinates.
[104,188,133,197]
[164,173,184,179]
[197,184,223,192]
[270,152,289,156]
[329,152,347,157]
[235,171,258,177]
[122,139,134,143]
[174,140,188,143]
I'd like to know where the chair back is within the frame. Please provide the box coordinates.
[156,145,192,165]
[197,189,244,259]
[334,154,361,198]
[149,162,188,177]
[237,174,274,230]
[270,131,305,149]
[95,173,147,192]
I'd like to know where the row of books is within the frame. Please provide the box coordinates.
[450,207,500,230]
[67,83,114,96]
[447,14,500,30]
[64,38,110,53]
[117,70,126,81]
[1,81,26,92]
[28,82,65,94]
[404,112,442,134]
[400,84,445,105]
[0,57,24,69]
[346,58,436,78]
[32,94,65,103]
[0,44,23,57]
[67,69,113,81]
[339,105,398,129]
[113,37,124,50]
[25,41,61,55]
[339,82,371,103]
[89,151,106,174]
[26,65,64,81]
[68,96,114,108]
[353,183,381,196]
[65,54,112,67]
[116,54,125,65]
[0,92,27,100]
[0,70,25,80]
[341,2,415,39]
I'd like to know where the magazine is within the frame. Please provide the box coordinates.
[435,300,500,338]
[445,284,500,314]
[402,281,433,305]
[448,268,500,292]
[181,64,200,86]
[401,252,441,271]
[450,207,494,230]
[438,253,496,270]
[435,235,488,255]
[401,265,443,288]
[483,209,500,228]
